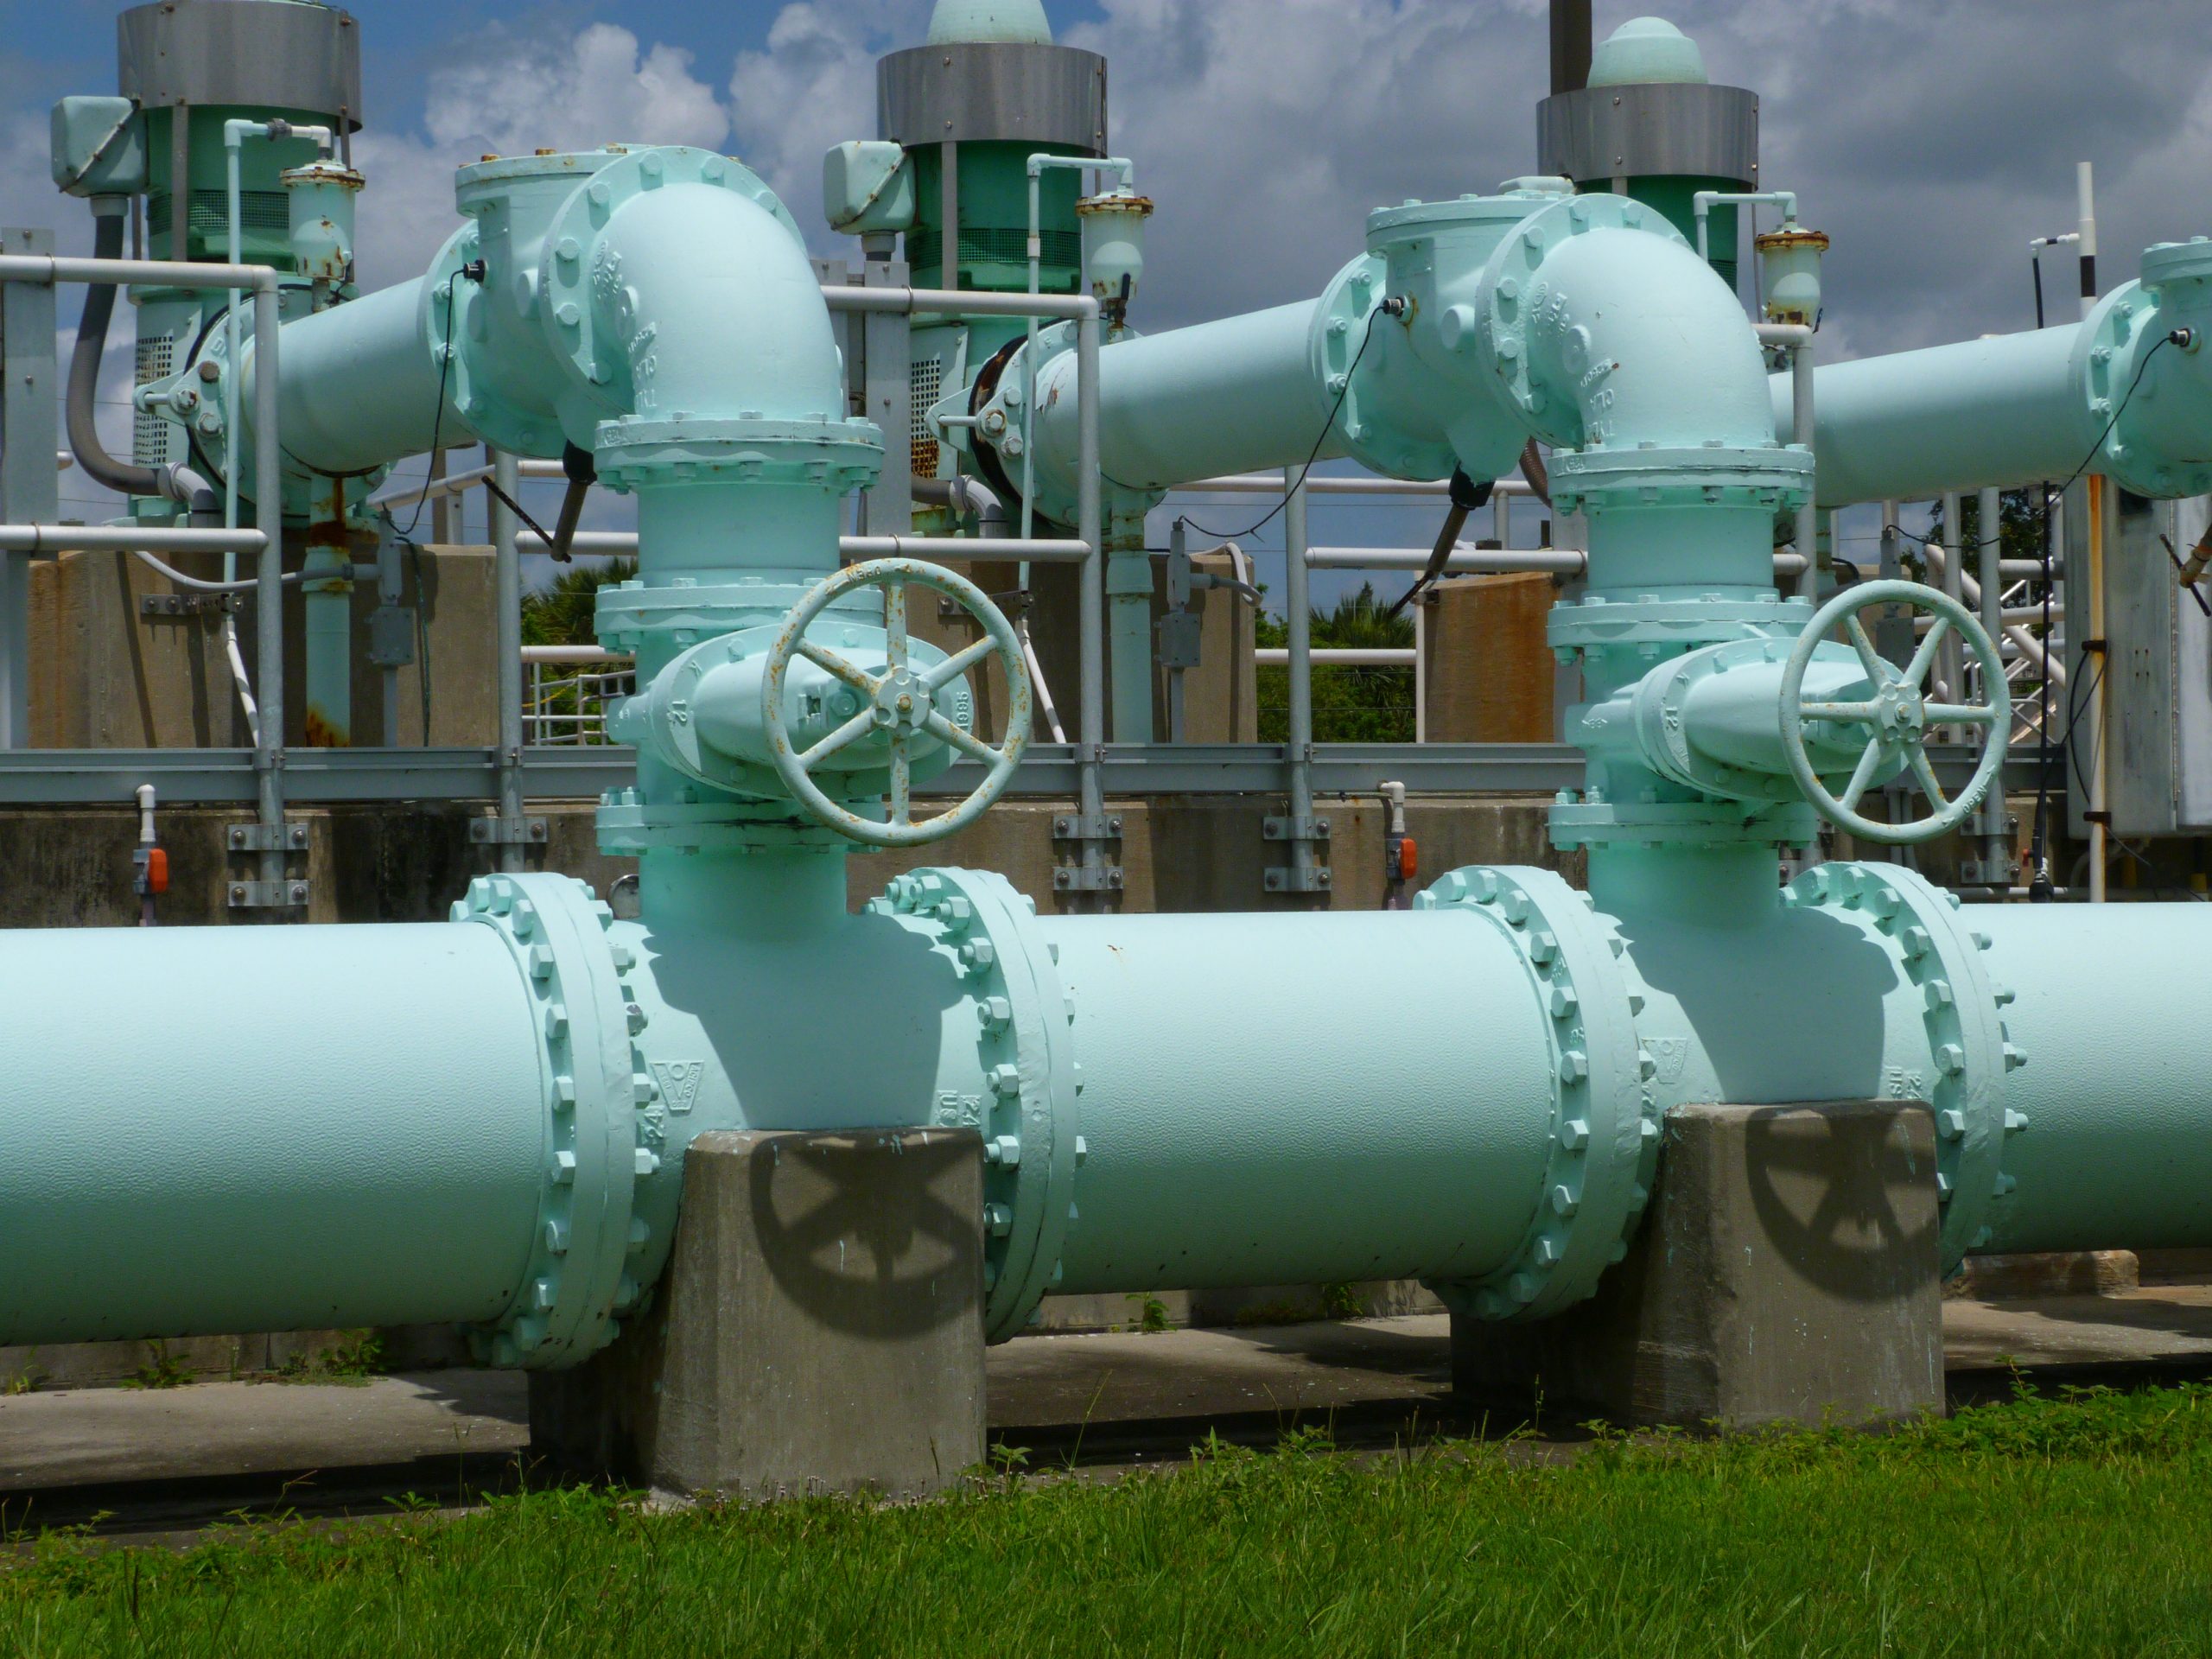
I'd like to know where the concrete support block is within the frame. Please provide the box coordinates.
[1421,572,1559,742]
[1952,1251,2139,1300]
[531,1128,984,1502]
[1452,1102,1942,1429]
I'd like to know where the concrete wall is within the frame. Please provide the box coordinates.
[29,540,498,750]
[1422,572,1561,743]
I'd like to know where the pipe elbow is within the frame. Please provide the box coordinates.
[1499,222,1777,454]
[587,181,845,429]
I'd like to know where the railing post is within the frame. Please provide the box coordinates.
[492,446,525,873]
[0,228,56,750]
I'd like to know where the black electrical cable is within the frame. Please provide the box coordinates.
[396,261,484,542]
[1176,299,1401,543]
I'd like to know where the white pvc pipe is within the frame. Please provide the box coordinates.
[1255,648,1414,667]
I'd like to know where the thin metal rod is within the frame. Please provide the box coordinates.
[1977,485,2010,883]
[0,254,277,292]
[1792,340,1819,598]
[492,448,524,873]
[1285,467,1313,882]
[1077,311,1104,896]
[1256,648,1414,667]
[251,281,285,900]
[821,284,1098,323]
[1183,474,1537,499]
[2088,474,2108,902]
[0,525,270,554]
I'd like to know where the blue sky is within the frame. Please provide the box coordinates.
[11,0,2212,604]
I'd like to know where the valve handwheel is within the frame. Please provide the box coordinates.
[763,558,1032,849]
[1778,579,2008,846]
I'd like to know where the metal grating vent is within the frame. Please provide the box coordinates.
[133,335,175,467]
[908,226,1080,279]
[910,354,943,480]
[149,189,289,248]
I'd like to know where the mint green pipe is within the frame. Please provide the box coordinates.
[0,922,546,1344]
[1777,240,2212,505]
[1043,908,1558,1291]
[1974,904,2212,1255]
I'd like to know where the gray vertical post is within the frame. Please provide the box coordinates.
[492,446,524,872]
[1977,485,2010,885]
[1791,342,1819,599]
[168,102,190,261]
[429,446,452,545]
[1939,493,1964,739]
[940,141,960,294]
[859,239,912,537]
[0,228,57,749]
[1075,310,1104,898]
[252,280,289,904]
[1285,469,1315,887]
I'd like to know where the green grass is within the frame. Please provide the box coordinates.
[5,1383,2211,1656]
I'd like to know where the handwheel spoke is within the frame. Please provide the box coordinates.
[797,709,877,770]
[1845,615,1890,686]
[1909,747,1950,810]
[1838,738,1887,812]
[1800,700,1881,725]
[925,709,1001,766]
[798,639,882,698]
[925,636,998,693]
[1904,619,1948,692]
[888,734,912,826]
[884,579,909,672]
[1926,701,2003,726]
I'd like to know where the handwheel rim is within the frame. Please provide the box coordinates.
[761,558,1033,849]
[1778,578,2008,847]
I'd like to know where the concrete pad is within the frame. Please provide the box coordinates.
[1455,1103,1944,1429]
[530,1128,985,1502]
[0,1371,527,1493]
[6,1293,2212,1533]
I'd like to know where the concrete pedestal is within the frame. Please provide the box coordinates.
[531,1128,985,1501]
[1452,1102,1942,1429]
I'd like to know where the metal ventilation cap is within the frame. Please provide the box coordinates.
[1587,16,1708,86]
[927,0,1054,45]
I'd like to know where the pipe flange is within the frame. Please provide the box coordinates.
[537,146,802,404]
[1550,798,1820,852]
[592,415,882,496]
[596,579,874,656]
[1308,253,1459,481]
[1783,863,2024,1268]
[454,873,661,1369]
[871,868,1080,1342]
[1417,866,1661,1320]
[1546,443,1815,517]
[2079,276,2212,500]
[1548,593,1811,658]
[1473,192,1690,449]
[595,791,849,857]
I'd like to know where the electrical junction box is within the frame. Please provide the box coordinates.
[824,141,916,236]
[2066,490,2212,838]
[51,97,146,198]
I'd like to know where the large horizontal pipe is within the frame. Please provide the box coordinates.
[1041,906,1559,1292]
[1977,903,2212,1255]
[0,921,547,1344]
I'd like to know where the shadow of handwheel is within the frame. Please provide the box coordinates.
[747,1133,982,1338]
[1742,1106,1942,1301]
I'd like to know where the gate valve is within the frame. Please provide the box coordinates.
[1778,579,2008,845]
[762,558,1032,849]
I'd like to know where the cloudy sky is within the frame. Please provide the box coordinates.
[8,0,2212,586]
